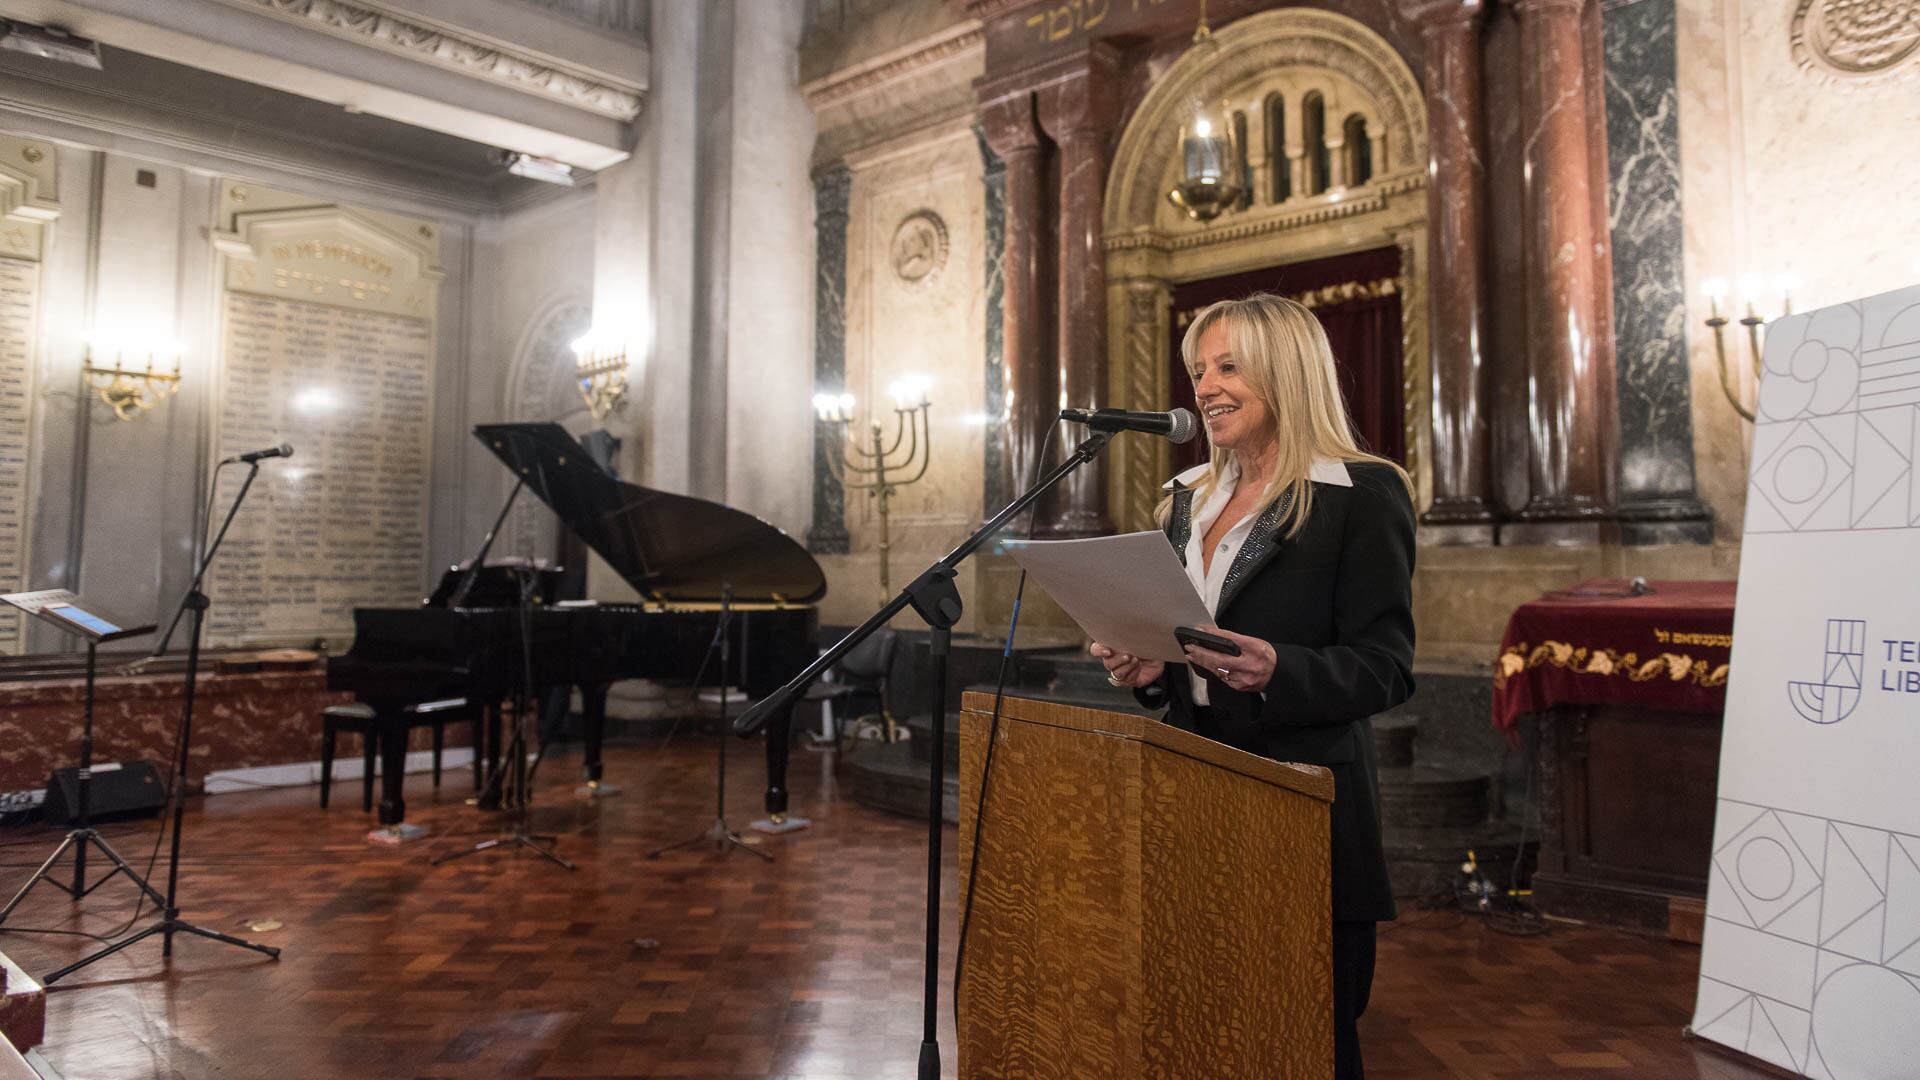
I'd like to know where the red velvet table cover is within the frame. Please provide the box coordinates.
[1491,579,1736,733]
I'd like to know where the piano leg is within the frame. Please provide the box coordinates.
[577,682,621,797]
[753,699,809,833]
[581,683,608,784]
[370,708,427,843]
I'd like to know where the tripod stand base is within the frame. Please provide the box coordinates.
[44,913,280,985]
[0,827,167,924]
[749,814,810,835]
[430,831,576,870]
[366,823,430,846]
[648,818,772,861]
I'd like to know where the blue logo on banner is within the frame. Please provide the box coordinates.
[1787,619,1865,724]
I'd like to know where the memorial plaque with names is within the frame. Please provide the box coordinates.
[204,292,433,646]
[0,258,38,654]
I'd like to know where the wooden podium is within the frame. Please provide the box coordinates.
[957,692,1336,1079]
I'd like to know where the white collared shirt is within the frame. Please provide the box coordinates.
[1165,457,1352,705]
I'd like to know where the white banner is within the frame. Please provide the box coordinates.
[1693,285,1920,1077]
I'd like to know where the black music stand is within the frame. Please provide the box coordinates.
[0,591,163,925]
[39,462,282,984]
[647,586,769,862]
[430,476,575,871]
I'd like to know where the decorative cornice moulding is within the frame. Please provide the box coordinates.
[803,21,984,109]
[230,0,646,119]
[1103,170,1425,253]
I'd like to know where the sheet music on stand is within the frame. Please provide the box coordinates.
[1,589,153,643]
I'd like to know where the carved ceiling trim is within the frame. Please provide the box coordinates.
[1104,7,1425,234]
[1790,0,1920,86]
[232,0,646,119]
[803,21,985,109]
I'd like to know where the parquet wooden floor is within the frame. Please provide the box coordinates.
[0,735,1780,1080]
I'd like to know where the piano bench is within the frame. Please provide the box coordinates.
[320,699,478,812]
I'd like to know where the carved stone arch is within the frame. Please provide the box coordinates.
[502,293,592,561]
[1104,8,1425,238]
[1100,7,1431,532]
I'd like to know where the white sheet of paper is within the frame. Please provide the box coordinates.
[1001,530,1211,663]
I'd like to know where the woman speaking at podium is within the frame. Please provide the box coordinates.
[1090,293,1415,1080]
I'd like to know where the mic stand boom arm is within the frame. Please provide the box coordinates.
[730,428,1114,1080]
[731,430,1111,739]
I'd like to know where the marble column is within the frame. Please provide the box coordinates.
[807,165,852,554]
[1603,0,1713,544]
[1036,48,1119,538]
[1412,0,1498,544]
[976,127,1009,519]
[1510,0,1615,542]
[978,89,1051,531]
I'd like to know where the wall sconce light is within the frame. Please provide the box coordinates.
[83,336,182,420]
[1165,0,1245,223]
[815,378,934,603]
[1703,272,1796,423]
[572,330,628,423]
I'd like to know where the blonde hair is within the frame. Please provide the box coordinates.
[1158,292,1411,538]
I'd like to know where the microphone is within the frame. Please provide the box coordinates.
[222,443,294,465]
[1059,407,1198,444]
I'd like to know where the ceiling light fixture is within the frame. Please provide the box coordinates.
[0,18,103,69]
[499,150,576,186]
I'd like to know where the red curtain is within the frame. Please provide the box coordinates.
[1166,246,1404,473]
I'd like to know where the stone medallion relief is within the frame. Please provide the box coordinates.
[890,209,948,287]
[1792,0,1920,84]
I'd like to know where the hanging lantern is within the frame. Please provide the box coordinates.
[1164,3,1245,223]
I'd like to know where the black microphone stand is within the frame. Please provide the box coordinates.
[47,462,281,984]
[733,429,1114,1080]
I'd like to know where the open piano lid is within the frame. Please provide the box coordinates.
[475,423,826,606]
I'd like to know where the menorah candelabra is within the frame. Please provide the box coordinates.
[83,338,183,420]
[814,376,933,601]
[1703,273,1796,423]
[571,329,629,423]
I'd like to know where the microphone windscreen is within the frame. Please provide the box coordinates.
[1167,408,1198,445]
[280,442,295,459]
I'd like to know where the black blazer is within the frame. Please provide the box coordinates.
[1135,460,1415,923]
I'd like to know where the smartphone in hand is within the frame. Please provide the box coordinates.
[1173,625,1242,657]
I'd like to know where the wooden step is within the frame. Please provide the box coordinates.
[0,949,44,1061]
[1376,765,1491,827]
[1372,715,1419,768]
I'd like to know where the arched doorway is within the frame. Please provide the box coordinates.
[1165,246,1407,473]
[1101,8,1429,530]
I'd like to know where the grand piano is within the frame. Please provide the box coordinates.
[327,422,826,830]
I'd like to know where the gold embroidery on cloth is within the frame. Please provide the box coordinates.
[1494,640,1731,690]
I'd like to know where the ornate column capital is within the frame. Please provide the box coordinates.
[978,90,1044,159]
[1032,43,1122,143]
[1403,0,1487,33]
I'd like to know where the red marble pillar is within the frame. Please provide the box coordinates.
[979,89,1051,520]
[1036,48,1119,537]
[1511,0,1615,538]
[1411,0,1497,544]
